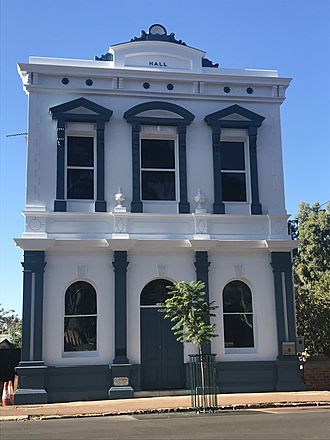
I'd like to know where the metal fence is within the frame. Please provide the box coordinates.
[189,353,218,412]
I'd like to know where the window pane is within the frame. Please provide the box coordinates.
[223,281,252,313]
[65,281,97,315]
[64,317,96,351]
[222,173,246,201]
[224,314,254,348]
[141,279,174,306]
[67,169,94,199]
[141,139,175,169]
[142,171,176,200]
[67,137,94,167]
[221,142,245,170]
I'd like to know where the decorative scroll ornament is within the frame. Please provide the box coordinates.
[77,264,88,279]
[234,265,244,278]
[157,264,168,277]
[94,53,113,61]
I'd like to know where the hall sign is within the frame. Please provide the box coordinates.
[148,61,168,67]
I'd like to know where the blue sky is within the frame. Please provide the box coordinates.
[1,0,329,315]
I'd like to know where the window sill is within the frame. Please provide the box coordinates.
[66,200,96,212]
[223,202,251,215]
[62,351,99,358]
[142,201,178,214]
[224,347,256,355]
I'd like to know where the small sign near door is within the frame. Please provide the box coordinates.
[113,376,129,387]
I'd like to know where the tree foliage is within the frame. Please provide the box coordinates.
[158,281,218,353]
[0,305,22,348]
[293,202,330,357]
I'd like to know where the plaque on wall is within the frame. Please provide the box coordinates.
[282,342,296,356]
[113,376,129,387]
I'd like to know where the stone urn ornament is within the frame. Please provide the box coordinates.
[114,187,126,212]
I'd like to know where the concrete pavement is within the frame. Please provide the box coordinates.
[1,391,329,421]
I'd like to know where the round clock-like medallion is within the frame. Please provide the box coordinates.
[149,24,167,35]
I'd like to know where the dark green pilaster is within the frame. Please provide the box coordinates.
[211,126,225,214]
[194,251,211,354]
[32,252,46,360]
[112,251,129,363]
[248,127,262,215]
[131,122,143,212]
[110,251,134,399]
[21,265,32,361]
[15,251,48,404]
[271,252,305,391]
[54,119,67,212]
[178,124,190,213]
[21,251,46,361]
[95,119,107,212]
[271,252,296,349]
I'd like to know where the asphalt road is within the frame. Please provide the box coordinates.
[1,406,330,440]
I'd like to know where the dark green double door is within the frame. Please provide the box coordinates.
[140,307,184,390]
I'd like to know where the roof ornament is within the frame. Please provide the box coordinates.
[95,52,113,61]
[130,23,187,46]
[202,57,219,68]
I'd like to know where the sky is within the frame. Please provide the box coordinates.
[0,0,329,315]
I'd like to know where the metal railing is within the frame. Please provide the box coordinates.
[189,354,218,412]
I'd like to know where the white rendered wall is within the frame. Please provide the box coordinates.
[43,251,114,365]
[209,251,278,361]
[25,90,287,219]
[42,249,279,366]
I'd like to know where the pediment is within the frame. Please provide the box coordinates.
[50,97,113,121]
[221,113,252,121]
[65,106,99,115]
[124,101,195,124]
[204,104,265,127]
[138,109,185,119]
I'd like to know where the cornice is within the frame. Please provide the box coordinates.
[22,85,287,104]
[17,62,291,86]
[13,237,298,252]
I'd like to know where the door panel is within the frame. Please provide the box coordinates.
[161,315,185,389]
[141,307,184,390]
[141,308,161,390]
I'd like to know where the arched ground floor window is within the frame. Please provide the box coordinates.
[223,280,254,348]
[64,281,97,352]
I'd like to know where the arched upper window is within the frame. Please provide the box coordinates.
[140,279,174,306]
[222,280,254,348]
[64,281,97,352]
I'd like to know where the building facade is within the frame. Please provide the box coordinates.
[14,24,305,404]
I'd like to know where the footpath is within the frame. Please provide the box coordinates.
[1,391,330,421]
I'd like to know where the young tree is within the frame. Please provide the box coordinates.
[0,305,22,348]
[159,281,219,410]
[293,202,330,357]
[158,281,218,354]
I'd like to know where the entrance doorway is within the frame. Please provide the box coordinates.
[140,279,184,390]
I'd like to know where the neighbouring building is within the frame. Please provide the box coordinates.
[14,24,305,404]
